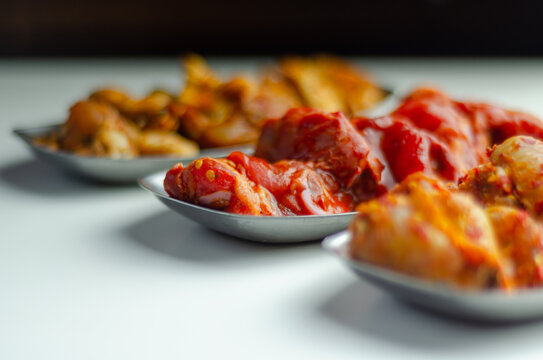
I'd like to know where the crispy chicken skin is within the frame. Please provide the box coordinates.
[459,136,543,219]
[349,173,507,289]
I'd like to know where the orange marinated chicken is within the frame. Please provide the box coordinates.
[486,206,543,288]
[176,54,386,147]
[459,135,543,219]
[38,55,386,156]
[349,172,543,290]
[166,87,543,216]
[349,173,508,289]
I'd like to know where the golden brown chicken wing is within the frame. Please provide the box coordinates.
[40,99,197,158]
[280,56,386,115]
[176,55,386,148]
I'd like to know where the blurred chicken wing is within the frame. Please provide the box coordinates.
[459,135,543,219]
[38,54,387,156]
[176,55,386,147]
[41,99,197,158]
[350,172,543,290]
[280,56,386,115]
[350,173,507,289]
[486,206,543,288]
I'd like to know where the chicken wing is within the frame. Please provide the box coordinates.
[486,206,543,288]
[44,100,198,158]
[349,172,543,290]
[349,173,506,289]
[459,135,543,219]
[164,151,352,216]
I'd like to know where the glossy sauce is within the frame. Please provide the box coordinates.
[165,87,543,216]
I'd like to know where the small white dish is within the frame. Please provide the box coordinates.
[14,124,253,183]
[138,171,357,243]
[323,230,543,322]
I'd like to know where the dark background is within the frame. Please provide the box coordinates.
[1,0,541,56]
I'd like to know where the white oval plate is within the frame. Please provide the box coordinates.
[138,171,357,243]
[14,124,253,183]
[323,230,543,322]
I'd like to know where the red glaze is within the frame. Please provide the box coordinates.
[164,151,351,216]
[351,116,458,200]
[393,88,488,171]
[165,87,543,216]
[456,101,543,145]
[254,107,373,187]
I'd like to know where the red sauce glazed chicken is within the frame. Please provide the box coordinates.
[164,87,543,216]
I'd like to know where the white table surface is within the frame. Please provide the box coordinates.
[2,58,543,360]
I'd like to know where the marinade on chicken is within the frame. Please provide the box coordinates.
[164,151,351,216]
[37,55,387,156]
[165,88,543,216]
[459,136,543,219]
[349,173,507,289]
[36,99,198,158]
[349,173,543,290]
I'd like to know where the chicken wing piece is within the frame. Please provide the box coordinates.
[91,88,178,131]
[164,151,352,216]
[164,155,280,215]
[459,135,543,219]
[350,173,508,289]
[280,57,345,113]
[176,55,261,147]
[175,55,387,148]
[254,108,374,188]
[279,56,386,115]
[57,100,139,157]
[137,130,198,157]
[486,206,543,288]
[49,99,198,158]
[457,162,520,208]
